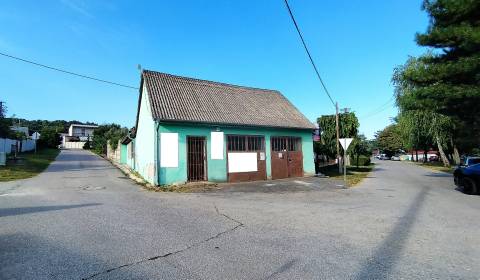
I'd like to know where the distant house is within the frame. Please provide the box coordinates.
[126,70,315,185]
[61,124,98,149]
[1,126,35,154]
[405,150,439,161]
[10,126,29,137]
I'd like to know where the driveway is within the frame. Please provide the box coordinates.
[1,150,479,279]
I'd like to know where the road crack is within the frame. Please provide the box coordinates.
[82,206,244,280]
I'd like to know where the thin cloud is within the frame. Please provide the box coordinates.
[60,0,93,18]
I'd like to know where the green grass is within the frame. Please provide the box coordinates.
[412,161,454,174]
[0,149,60,182]
[319,164,375,187]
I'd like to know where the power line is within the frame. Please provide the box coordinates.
[0,51,138,90]
[360,97,396,119]
[283,0,336,107]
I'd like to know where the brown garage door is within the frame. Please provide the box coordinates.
[271,136,303,179]
[227,135,266,182]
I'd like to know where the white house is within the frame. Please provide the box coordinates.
[61,124,98,149]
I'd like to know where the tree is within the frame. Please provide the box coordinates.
[351,134,371,168]
[0,102,13,138]
[91,124,128,155]
[37,127,61,149]
[375,124,404,157]
[393,0,480,152]
[317,112,359,159]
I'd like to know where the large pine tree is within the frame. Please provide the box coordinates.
[395,0,480,151]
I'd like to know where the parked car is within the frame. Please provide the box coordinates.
[454,163,480,195]
[391,155,401,161]
[428,155,439,162]
[379,154,390,160]
[460,156,480,167]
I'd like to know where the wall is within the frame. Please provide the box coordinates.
[157,123,314,185]
[126,140,135,169]
[106,140,121,163]
[0,138,35,153]
[134,84,156,184]
[63,142,86,149]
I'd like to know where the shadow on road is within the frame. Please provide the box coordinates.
[424,172,452,178]
[355,186,429,279]
[0,203,101,218]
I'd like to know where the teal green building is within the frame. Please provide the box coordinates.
[128,70,315,186]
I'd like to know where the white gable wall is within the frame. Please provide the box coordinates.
[134,84,156,184]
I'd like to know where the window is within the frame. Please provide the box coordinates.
[271,137,301,152]
[227,135,264,152]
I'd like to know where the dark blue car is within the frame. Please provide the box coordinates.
[454,163,480,195]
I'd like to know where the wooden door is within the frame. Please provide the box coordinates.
[187,136,207,182]
[271,137,289,179]
[271,137,303,179]
[287,137,303,177]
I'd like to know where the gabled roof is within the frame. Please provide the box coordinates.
[137,70,315,130]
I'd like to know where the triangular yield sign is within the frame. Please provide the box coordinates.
[339,138,353,151]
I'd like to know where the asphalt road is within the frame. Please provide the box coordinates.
[1,150,479,279]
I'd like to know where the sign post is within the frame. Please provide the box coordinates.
[31,132,40,154]
[339,138,353,188]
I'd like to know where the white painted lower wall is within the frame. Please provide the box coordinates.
[63,142,86,149]
[0,138,35,153]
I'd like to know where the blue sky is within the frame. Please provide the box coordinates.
[0,0,429,138]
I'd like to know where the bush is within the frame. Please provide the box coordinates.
[83,140,91,150]
[353,155,371,167]
[37,127,61,149]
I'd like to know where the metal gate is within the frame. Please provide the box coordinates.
[187,136,207,182]
[270,136,303,179]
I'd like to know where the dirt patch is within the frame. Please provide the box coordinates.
[143,182,221,193]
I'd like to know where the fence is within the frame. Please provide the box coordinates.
[63,141,86,149]
[0,138,35,154]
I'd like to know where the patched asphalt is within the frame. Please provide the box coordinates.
[1,150,479,279]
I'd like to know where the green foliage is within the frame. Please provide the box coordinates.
[393,0,480,153]
[375,124,404,156]
[355,155,371,167]
[91,124,128,155]
[83,140,91,150]
[317,112,359,158]
[4,118,98,135]
[351,134,372,167]
[0,103,14,138]
[37,127,61,149]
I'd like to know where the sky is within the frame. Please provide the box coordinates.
[0,0,429,139]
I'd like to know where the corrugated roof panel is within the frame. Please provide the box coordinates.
[142,70,315,129]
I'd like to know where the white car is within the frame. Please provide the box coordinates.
[391,155,401,161]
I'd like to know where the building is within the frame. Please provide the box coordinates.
[61,124,98,149]
[10,126,29,137]
[129,70,315,185]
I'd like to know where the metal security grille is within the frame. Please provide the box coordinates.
[227,135,264,152]
[271,137,301,151]
[187,136,206,182]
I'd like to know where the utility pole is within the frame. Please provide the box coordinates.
[335,102,341,173]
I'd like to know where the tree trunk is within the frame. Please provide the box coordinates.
[452,142,460,165]
[415,150,419,162]
[436,136,450,167]
[356,154,359,168]
[411,150,414,161]
[423,149,427,163]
